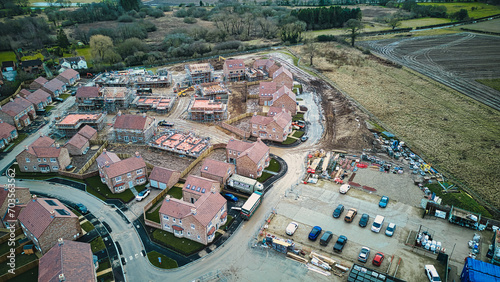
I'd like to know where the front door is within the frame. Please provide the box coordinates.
[128,181,134,188]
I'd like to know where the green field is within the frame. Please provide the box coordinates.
[419,2,500,18]
[462,18,500,33]
[399,18,452,28]
[76,47,92,67]
[476,78,500,92]
[0,51,16,64]
[147,251,178,269]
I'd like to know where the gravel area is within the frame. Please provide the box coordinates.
[187,148,227,176]
[231,117,251,131]
[68,147,100,172]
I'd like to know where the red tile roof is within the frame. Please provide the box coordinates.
[200,159,234,179]
[149,166,180,184]
[33,76,48,86]
[18,197,77,238]
[25,89,51,105]
[273,66,293,80]
[102,155,146,179]
[43,79,65,92]
[76,86,100,98]
[240,139,269,165]
[0,121,16,140]
[259,81,277,97]
[113,114,153,130]
[38,240,96,282]
[182,175,219,195]
[66,133,88,149]
[226,139,253,153]
[273,85,296,102]
[225,59,245,70]
[96,151,120,168]
[0,187,29,207]
[250,114,273,126]
[29,136,55,150]
[77,125,97,140]
[31,147,62,158]
[1,97,33,116]
[273,111,292,128]
[19,89,31,98]
[58,68,79,80]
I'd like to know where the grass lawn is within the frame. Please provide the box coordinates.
[292,130,305,138]
[167,186,183,199]
[151,229,205,256]
[145,204,161,223]
[0,238,21,256]
[2,133,28,153]
[257,172,273,183]
[85,175,135,203]
[76,47,93,66]
[90,236,106,253]
[9,266,38,282]
[147,251,178,269]
[292,113,304,122]
[21,53,44,61]
[45,105,55,112]
[267,158,281,173]
[59,94,71,100]
[0,51,16,64]
[282,137,298,145]
[81,221,95,232]
[419,2,500,19]
[219,215,234,231]
[427,184,491,217]
[399,18,452,28]
[0,253,37,274]
[296,98,303,101]
[97,258,111,272]
[476,78,500,92]
[9,164,86,184]
[96,272,114,282]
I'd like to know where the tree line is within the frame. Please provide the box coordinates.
[291,6,362,30]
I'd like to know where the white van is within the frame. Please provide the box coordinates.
[424,265,441,281]
[371,215,385,233]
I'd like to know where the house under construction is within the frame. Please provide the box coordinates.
[55,112,105,137]
[185,63,214,85]
[93,69,172,88]
[150,130,210,157]
[188,98,227,122]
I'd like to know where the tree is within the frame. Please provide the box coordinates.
[386,15,401,30]
[120,0,140,11]
[280,21,306,44]
[344,19,363,47]
[90,34,113,62]
[57,29,70,49]
[303,38,317,66]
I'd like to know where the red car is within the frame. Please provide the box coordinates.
[372,252,385,266]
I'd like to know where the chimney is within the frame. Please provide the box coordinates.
[25,145,29,151]
[135,152,140,158]
[32,195,37,201]
[117,111,122,116]
[56,143,60,148]
[191,208,197,215]
[9,98,13,102]
[103,148,107,153]
[58,238,64,246]
[50,210,55,218]
[142,112,146,118]
[104,161,110,168]
[58,273,66,281]
[166,195,170,202]
[211,187,216,194]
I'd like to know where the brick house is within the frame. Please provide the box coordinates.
[0,97,36,129]
[113,113,156,143]
[200,159,235,187]
[75,86,102,111]
[188,98,227,122]
[253,59,280,77]
[258,81,277,106]
[0,187,31,228]
[1,61,16,72]
[18,197,82,254]
[273,66,294,90]
[57,68,80,86]
[30,76,48,90]
[149,166,181,190]
[59,56,88,70]
[20,59,43,73]
[159,186,227,245]
[226,138,270,179]
[0,120,18,150]
[272,85,297,116]
[16,136,71,173]
[185,63,214,85]
[223,59,245,81]
[38,240,97,282]
[250,110,292,143]
[97,152,147,193]
[64,133,90,156]
[55,113,105,138]
[42,78,66,98]
[23,89,52,111]
[77,125,98,141]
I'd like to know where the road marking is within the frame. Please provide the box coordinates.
[135,253,139,258]
[129,256,133,261]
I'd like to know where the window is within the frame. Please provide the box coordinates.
[197,235,201,240]
[191,224,195,229]
[273,128,276,132]
[37,158,41,162]
[163,215,169,221]
[116,176,122,182]
[221,206,225,212]
[204,166,208,171]
[136,169,143,175]
[43,158,46,162]
[187,231,191,236]
[52,166,58,170]
[137,178,145,184]
[24,166,28,170]
[179,220,182,225]
[201,188,206,193]
[50,158,56,162]
[229,150,232,154]
[173,218,176,223]
[131,136,137,142]
[55,209,70,216]
[186,184,191,189]
[124,136,129,141]
[127,173,131,178]
[164,224,170,229]
[25,158,30,163]
[45,200,58,206]
[191,186,196,191]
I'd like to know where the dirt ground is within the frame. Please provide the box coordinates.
[186,148,227,176]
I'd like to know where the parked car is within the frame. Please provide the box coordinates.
[70,90,77,96]
[76,203,88,214]
[379,196,389,208]
[54,97,64,102]
[332,204,344,218]
[301,135,308,142]
[339,184,350,194]
[385,222,396,237]
[65,165,75,171]
[359,213,370,227]
[158,120,174,127]
[344,208,357,223]
[320,231,333,246]
[223,193,239,202]
[286,222,299,236]
[358,247,370,263]
[372,252,385,266]
[371,215,385,233]
[424,265,442,282]
[308,226,322,241]
[135,189,151,201]
[333,235,347,252]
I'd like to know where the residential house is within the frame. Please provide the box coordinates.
[57,68,80,86]
[0,97,36,129]
[149,166,181,190]
[182,175,220,204]
[253,59,279,77]
[38,240,97,282]
[23,89,52,111]
[16,136,71,173]
[75,86,101,111]
[132,96,175,113]
[200,159,235,187]
[95,150,120,170]
[113,113,156,143]
[20,59,43,73]
[100,87,134,112]
[226,138,270,179]
[250,110,292,143]
[1,61,17,82]
[64,133,90,156]
[159,183,227,245]
[223,59,245,81]
[0,187,31,228]
[18,197,82,254]
[59,56,88,70]
[272,85,297,115]
[19,89,31,98]
[97,152,147,193]
[1,61,16,72]
[42,78,66,98]
[188,98,227,122]
[258,81,277,106]
[77,125,98,141]
[273,66,294,90]
[199,82,229,100]
[55,113,105,138]
[30,76,48,90]
[245,68,266,82]
[185,63,214,85]
[0,120,18,150]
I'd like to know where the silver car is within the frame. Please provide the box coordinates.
[385,222,396,237]
[358,247,370,263]
[285,222,299,236]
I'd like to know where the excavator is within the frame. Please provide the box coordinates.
[177,86,194,97]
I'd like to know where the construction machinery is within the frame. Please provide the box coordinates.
[219,56,226,62]
[177,86,194,97]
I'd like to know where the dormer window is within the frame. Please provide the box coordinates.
[204,166,208,171]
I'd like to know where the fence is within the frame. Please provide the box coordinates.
[179,144,215,179]
[246,78,272,86]
[0,85,23,106]
[247,94,259,99]
[0,259,38,281]
[0,228,22,244]
[225,112,265,125]
[77,140,108,174]
[58,170,98,180]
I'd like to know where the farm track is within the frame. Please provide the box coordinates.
[360,33,500,111]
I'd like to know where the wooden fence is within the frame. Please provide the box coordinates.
[0,228,22,244]
[246,78,271,86]
[247,94,259,99]
[144,219,161,229]
[225,112,265,125]
[77,140,109,174]
[58,170,98,180]
[0,85,23,106]
[0,260,38,281]
[219,122,250,139]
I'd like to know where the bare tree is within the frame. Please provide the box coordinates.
[303,38,317,66]
[344,19,364,47]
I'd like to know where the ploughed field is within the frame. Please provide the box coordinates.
[358,32,500,111]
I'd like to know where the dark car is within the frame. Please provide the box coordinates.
[359,213,370,227]
[76,203,88,214]
[54,97,64,102]
[308,226,322,241]
[320,231,333,246]
[379,196,389,208]
[70,90,77,96]
[158,120,174,127]
[372,252,385,266]
[223,193,238,202]
[333,235,348,252]
[332,204,344,218]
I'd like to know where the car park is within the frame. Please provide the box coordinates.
[358,247,370,263]
[286,222,299,236]
[332,204,344,218]
[385,222,396,237]
[223,193,239,202]
[135,189,151,201]
[308,226,322,241]
[333,235,347,252]
[339,184,350,194]
[76,203,88,214]
[359,213,370,227]
[344,208,357,223]
[319,231,333,246]
[371,215,385,233]
[379,196,389,208]
[424,265,442,282]
[372,252,385,266]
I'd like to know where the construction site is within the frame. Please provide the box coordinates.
[149,130,211,158]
